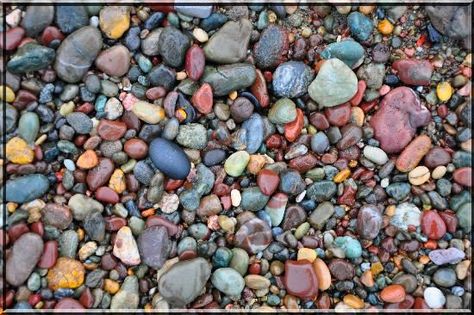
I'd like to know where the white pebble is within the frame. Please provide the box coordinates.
[424,287,446,309]
[363,145,388,165]
[192,27,209,43]
[231,189,241,207]
[380,177,390,188]
[295,190,306,203]
[64,159,76,171]
[89,16,99,28]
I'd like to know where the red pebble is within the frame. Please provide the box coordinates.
[325,103,351,127]
[453,167,472,187]
[37,240,58,269]
[350,80,367,106]
[8,223,29,243]
[185,44,205,81]
[257,169,280,196]
[421,210,447,240]
[0,27,25,50]
[192,83,213,114]
[284,108,304,142]
[250,69,270,108]
[41,26,64,46]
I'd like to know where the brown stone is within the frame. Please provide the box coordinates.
[97,119,127,141]
[124,138,148,160]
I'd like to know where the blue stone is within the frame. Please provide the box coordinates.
[347,12,374,41]
[200,13,228,32]
[272,61,314,98]
[321,40,365,68]
[1,174,50,203]
[149,138,191,180]
[241,113,264,154]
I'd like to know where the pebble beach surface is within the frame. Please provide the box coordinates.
[0,3,472,311]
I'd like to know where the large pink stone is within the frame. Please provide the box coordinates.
[392,59,433,86]
[370,87,431,153]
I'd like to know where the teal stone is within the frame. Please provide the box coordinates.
[230,248,249,276]
[137,54,152,73]
[306,180,337,202]
[177,237,197,256]
[267,294,281,306]
[1,174,50,203]
[95,94,107,112]
[202,63,256,96]
[265,193,288,226]
[347,12,374,42]
[457,202,471,232]
[7,43,55,73]
[268,98,297,124]
[167,13,181,28]
[450,190,471,211]
[211,268,245,297]
[212,247,233,268]
[241,187,270,211]
[57,140,78,154]
[453,151,471,168]
[179,188,201,211]
[320,40,365,69]
[334,236,362,258]
[386,182,411,201]
[188,223,209,240]
[18,112,39,144]
[257,11,269,30]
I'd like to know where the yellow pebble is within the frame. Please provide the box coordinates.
[436,82,453,102]
[104,279,120,294]
[6,137,34,165]
[268,11,277,23]
[7,202,18,213]
[297,248,317,263]
[419,255,430,265]
[176,71,187,80]
[333,169,351,183]
[370,262,384,276]
[385,205,396,216]
[59,101,75,116]
[99,6,130,39]
[35,134,48,146]
[307,125,317,135]
[343,294,365,309]
[378,19,394,35]
[348,160,358,168]
[0,85,15,102]
[228,90,238,101]
[77,228,85,241]
[359,5,375,15]
[109,169,126,194]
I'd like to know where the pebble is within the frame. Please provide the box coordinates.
[110,276,139,309]
[138,226,170,269]
[6,137,34,165]
[356,205,382,240]
[99,6,130,39]
[202,63,256,96]
[408,166,431,185]
[234,217,272,254]
[6,233,44,286]
[380,284,406,303]
[392,59,433,86]
[321,40,365,69]
[347,12,374,41]
[149,138,191,180]
[2,174,50,203]
[158,258,211,307]
[131,101,165,124]
[363,145,388,165]
[47,257,85,290]
[390,203,421,231]
[396,135,432,172]
[54,26,102,83]
[308,58,358,108]
[176,123,208,150]
[284,260,319,299]
[7,43,55,74]
[95,44,130,77]
[253,25,288,69]
[272,61,314,98]
[21,6,54,37]
[158,26,190,68]
[204,19,252,64]
[424,287,446,309]
[211,268,245,297]
[113,226,141,265]
[224,151,250,177]
[268,98,297,124]
[371,87,431,153]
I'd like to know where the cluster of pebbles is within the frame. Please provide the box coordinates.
[0,3,472,311]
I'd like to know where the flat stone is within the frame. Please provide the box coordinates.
[272,61,314,98]
[158,257,212,307]
[202,63,256,96]
[204,19,252,63]
[356,205,382,240]
[47,257,85,290]
[321,40,365,69]
[149,137,191,180]
[392,59,433,86]
[211,268,245,297]
[253,25,289,69]
[308,201,334,230]
[284,260,319,299]
[113,226,141,266]
[1,174,50,203]
[6,233,44,286]
[308,58,358,108]
[95,44,130,77]
[7,43,55,74]
[110,276,139,309]
[68,193,104,221]
[55,26,102,83]
[42,203,73,230]
[158,26,190,68]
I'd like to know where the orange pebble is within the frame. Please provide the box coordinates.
[380,284,406,303]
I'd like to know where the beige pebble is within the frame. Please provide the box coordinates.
[336,5,351,14]
[431,165,447,179]
[351,107,365,127]
[78,241,97,261]
[192,27,208,43]
[230,189,241,207]
[176,71,187,80]
[408,166,430,185]
[456,260,470,280]
[244,275,271,290]
[285,5,298,15]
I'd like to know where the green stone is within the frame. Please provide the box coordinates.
[457,202,471,232]
[230,248,249,276]
[18,112,39,144]
[268,98,297,124]
[212,247,233,268]
[224,151,250,177]
[334,236,362,259]
[7,43,55,73]
[241,187,270,211]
